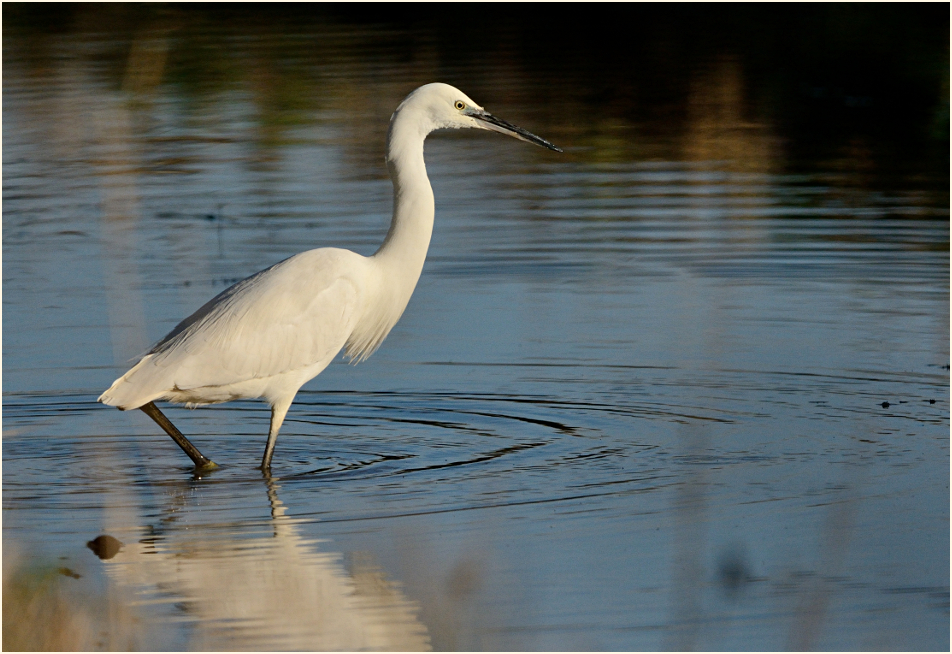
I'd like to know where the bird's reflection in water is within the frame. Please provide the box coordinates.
[101,474,431,651]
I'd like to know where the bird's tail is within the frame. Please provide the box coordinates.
[98,354,165,410]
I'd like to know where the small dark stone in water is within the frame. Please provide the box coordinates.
[87,535,123,560]
[929,399,936,404]
[58,567,81,579]
[881,401,890,408]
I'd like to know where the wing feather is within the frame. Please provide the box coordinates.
[110,248,368,404]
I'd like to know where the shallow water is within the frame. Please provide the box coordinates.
[3,7,949,651]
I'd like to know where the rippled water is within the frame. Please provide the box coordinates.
[3,7,949,651]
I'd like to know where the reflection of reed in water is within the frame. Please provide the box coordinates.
[102,475,430,651]
[682,56,780,174]
[2,547,143,651]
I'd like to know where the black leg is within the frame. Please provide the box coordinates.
[139,402,218,470]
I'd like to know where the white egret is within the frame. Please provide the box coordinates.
[99,82,561,471]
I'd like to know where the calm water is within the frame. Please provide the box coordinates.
[3,7,949,651]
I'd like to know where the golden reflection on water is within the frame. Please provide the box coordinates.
[682,56,780,174]
[100,476,430,651]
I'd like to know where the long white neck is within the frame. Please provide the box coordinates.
[345,105,435,362]
[371,107,435,299]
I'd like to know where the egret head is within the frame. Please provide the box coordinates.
[392,83,562,152]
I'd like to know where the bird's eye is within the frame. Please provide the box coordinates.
[454,100,465,111]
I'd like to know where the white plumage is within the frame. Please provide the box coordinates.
[99,82,561,470]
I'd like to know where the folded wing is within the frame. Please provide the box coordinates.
[99,248,367,409]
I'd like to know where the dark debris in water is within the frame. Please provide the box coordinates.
[57,567,81,579]
[86,535,123,560]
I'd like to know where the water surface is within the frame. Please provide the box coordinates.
[3,7,949,650]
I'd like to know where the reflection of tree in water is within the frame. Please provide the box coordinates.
[102,474,430,651]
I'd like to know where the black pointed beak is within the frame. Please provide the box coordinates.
[471,111,562,152]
